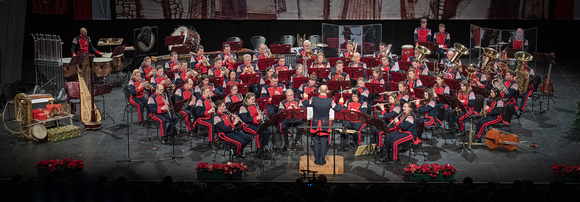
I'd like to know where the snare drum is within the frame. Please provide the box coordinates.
[401,45,414,61]
[93,58,113,78]
[29,124,47,141]
[61,57,78,81]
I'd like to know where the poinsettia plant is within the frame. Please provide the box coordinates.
[553,164,580,176]
[196,162,247,175]
[404,163,457,178]
[36,158,84,172]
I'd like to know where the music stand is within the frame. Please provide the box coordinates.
[292,77,308,89]
[95,83,115,124]
[257,58,277,72]
[115,85,145,164]
[390,72,406,83]
[255,97,269,114]
[327,80,352,91]
[472,86,490,97]
[236,83,249,94]
[413,88,425,99]
[353,111,386,156]
[419,75,435,87]
[308,68,331,80]
[270,95,286,106]
[333,93,351,104]
[418,41,439,55]
[444,78,461,91]
[209,77,224,87]
[278,70,296,84]
[388,82,398,91]
[366,83,386,95]
[227,101,243,113]
[239,73,261,85]
[344,67,364,80]
[364,57,381,68]
[158,100,186,165]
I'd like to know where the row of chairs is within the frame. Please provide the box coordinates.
[229,35,322,51]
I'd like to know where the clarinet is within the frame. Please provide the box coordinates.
[255,103,267,124]
[225,110,249,128]
[163,92,175,119]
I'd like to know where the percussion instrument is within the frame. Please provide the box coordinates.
[401,45,414,61]
[61,57,77,80]
[30,124,47,141]
[168,26,201,52]
[92,57,113,78]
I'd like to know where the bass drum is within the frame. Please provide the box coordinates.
[401,45,414,62]
[168,26,200,52]
[29,124,47,141]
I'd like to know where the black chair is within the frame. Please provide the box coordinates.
[213,132,240,163]
[491,104,516,133]
[121,85,136,123]
[250,36,266,51]
[227,37,242,42]
[407,118,426,162]
[425,105,446,144]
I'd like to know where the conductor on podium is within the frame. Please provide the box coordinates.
[303,85,343,165]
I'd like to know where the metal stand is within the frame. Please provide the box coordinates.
[159,130,183,165]
[298,125,344,175]
[116,103,144,164]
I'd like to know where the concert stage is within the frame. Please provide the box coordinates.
[0,59,579,184]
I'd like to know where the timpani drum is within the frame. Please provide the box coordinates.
[401,45,414,61]
[93,57,113,78]
[61,57,78,81]
[168,26,201,52]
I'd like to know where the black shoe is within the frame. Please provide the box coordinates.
[161,136,168,144]
[475,138,482,143]
[234,153,245,160]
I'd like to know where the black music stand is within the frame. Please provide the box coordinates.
[227,101,243,113]
[208,77,223,88]
[292,77,308,89]
[354,111,388,156]
[472,86,490,97]
[270,95,286,106]
[115,85,145,164]
[95,83,115,124]
[211,94,226,103]
[334,109,358,150]
[366,83,386,102]
[159,99,186,165]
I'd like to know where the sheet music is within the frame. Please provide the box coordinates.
[31,98,49,104]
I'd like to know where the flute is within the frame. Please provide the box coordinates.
[387,112,405,128]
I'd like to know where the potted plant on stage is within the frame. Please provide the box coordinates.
[36,158,84,180]
[404,163,457,182]
[553,164,580,182]
[196,162,247,180]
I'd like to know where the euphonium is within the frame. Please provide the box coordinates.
[481,47,500,77]
[492,74,508,94]
[415,45,431,63]
[466,65,478,86]
[515,51,533,96]
[449,43,468,71]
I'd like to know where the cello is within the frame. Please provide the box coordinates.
[485,128,537,150]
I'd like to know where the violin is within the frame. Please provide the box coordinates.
[485,128,538,150]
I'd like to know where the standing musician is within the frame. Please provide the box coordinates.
[150,65,172,89]
[329,61,350,81]
[218,43,236,71]
[273,55,292,72]
[261,73,286,117]
[225,84,243,108]
[433,23,451,55]
[224,71,242,93]
[129,69,150,124]
[164,52,180,73]
[239,93,272,157]
[311,53,330,68]
[374,42,392,61]
[350,77,370,102]
[414,18,432,46]
[190,45,209,73]
[71,27,103,56]
[342,90,368,146]
[303,85,344,165]
[508,28,529,51]
[237,54,258,74]
[411,59,429,76]
[440,51,463,80]
[208,57,227,94]
[375,94,402,148]
[368,67,385,84]
[299,74,318,101]
[148,84,178,144]
[175,78,197,133]
[214,100,252,158]
[406,68,424,97]
[500,70,519,110]
[139,56,155,81]
[297,40,318,62]
[475,88,504,140]
[449,80,475,131]
[415,88,441,126]
[253,43,271,61]
[194,75,220,99]
[195,86,217,143]
[279,90,305,150]
[339,42,355,58]
[384,102,420,162]
[518,63,536,115]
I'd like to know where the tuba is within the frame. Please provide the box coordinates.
[466,64,478,87]
[448,43,468,71]
[415,45,431,67]
[514,51,533,96]
[481,47,500,77]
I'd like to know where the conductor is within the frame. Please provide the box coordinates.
[303,85,343,165]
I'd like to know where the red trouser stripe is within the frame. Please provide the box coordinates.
[179,111,191,131]
[150,114,164,137]
[197,117,214,141]
[129,95,142,122]
[392,134,413,160]
[242,124,260,149]
[218,132,242,155]
[378,131,383,148]
[477,117,502,138]
[521,90,533,111]
[357,123,367,146]
[459,107,474,131]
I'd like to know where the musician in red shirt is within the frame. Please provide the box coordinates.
[508,28,529,51]
[433,23,451,55]
[71,27,103,56]
[139,56,155,81]
[414,18,432,46]
[164,52,180,73]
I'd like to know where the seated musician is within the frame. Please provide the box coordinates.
[253,43,271,61]
[175,78,197,133]
[475,88,504,141]
[518,63,536,115]
[239,92,272,157]
[273,55,292,72]
[433,74,451,105]
[290,64,305,86]
[441,51,463,80]
[237,54,258,74]
[343,90,368,146]
[339,42,355,58]
[303,85,344,165]
[139,56,155,81]
[407,48,421,62]
[374,94,402,149]
[214,100,251,158]
[296,40,318,62]
[374,42,393,62]
[129,69,150,124]
[190,45,210,73]
[350,77,370,102]
[500,70,519,110]
[218,43,236,71]
[349,53,368,78]
[195,86,217,143]
[329,60,350,81]
[164,51,180,73]
[368,67,385,84]
[174,60,197,86]
[394,81,412,104]
[406,68,424,97]
[415,88,441,126]
[208,57,227,94]
[383,102,420,162]
[148,84,178,144]
[224,71,242,93]
[261,73,286,117]
[378,55,394,75]
[279,89,305,150]
[225,84,243,108]
[194,74,220,99]
[311,53,329,68]
[299,74,318,101]
[260,66,275,86]
[468,67,488,90]
[449,80,475,132]
[411,59,429,76]
[150,65,173,90]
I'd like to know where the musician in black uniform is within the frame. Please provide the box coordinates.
[384,102,420,161]
[174,78,196,133]
[71,27,103,56]
[303,85,343,165]
[342,90,368,146]
[214,100,252,158]
[148,84,178,144]
[279,89,305,150]
[261,73,286,117]
[239,92,271,157]
[500,70,519,110]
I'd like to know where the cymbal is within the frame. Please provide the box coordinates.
[497,42,508,45]
[488,44,501,47]
[315,43,328,47]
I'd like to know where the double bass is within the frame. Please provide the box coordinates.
[77,54,102,130]
[485,128,537,150]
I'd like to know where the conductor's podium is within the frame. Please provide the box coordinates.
[299,155,344,175]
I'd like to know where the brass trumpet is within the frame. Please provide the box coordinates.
[226,55,236,64]
[139,78,153,89]
[188,69,201,78]
[201,59,211,67]
[163,75,176,90]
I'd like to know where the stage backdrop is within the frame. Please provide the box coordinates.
[114,0,559,20]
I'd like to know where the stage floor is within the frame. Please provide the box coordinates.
[1,59,579,183]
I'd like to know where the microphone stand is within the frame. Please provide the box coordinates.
[115,97,144,164]
[159,92,184,165]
